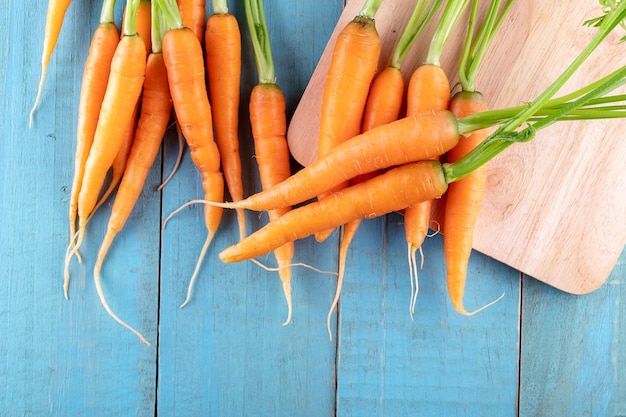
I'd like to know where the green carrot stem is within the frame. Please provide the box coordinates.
[151,1,163,53]
[390,0,443,69]
[123,0,141,36]
[152,0,184,32]
[359,0,384,20]
[245,0,275,84]
[213,0,228,14]
[101,0,117,24]
[426,0,470,65]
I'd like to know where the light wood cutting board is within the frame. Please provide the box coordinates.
[287,0,626,294]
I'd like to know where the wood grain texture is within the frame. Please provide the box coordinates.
[1,0,625,416]
[287,0,626,295]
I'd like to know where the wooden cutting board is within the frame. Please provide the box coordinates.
[287,0,626,294]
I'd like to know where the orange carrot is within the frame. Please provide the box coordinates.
[66,0,119,298]
[403,0,469,309]
[176,0,206,44]
[244,0,295,324]
[219,161,448,263]
[65,0,147,283]
[205,1,246,240]
[217,111,459,212]
[314,0,382,241]
[158,0,223,305]
[30,0,73,126]
[93,12,173,344]
[124,0,152,54]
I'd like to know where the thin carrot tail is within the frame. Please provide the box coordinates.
[94,228,151,345]
[326,219,360,341]
[273,243,294,326]
[64,225,86,298]
[179,230,216,308]
[158,119,184,191]
[407,243,424,320]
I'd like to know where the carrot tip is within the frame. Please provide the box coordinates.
[453,292,506,316]
[180,231,215,308]
[280,280,293,327]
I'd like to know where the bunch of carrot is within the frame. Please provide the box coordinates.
[34,0,626,344]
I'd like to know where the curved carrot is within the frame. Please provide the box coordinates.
[445,90,488,315]
[219,161,448,263]
[30,0,73,127]
[66,1,147,281]
[219,111,459,212]
[158,0,223,305]
[66,0,119,298]
[244,0,295,325]
[314,0,382,241]
[205,2,246,240]
[176,0,206,44]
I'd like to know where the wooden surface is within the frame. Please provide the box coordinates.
[0,0,625,416]
[287,0,626,295]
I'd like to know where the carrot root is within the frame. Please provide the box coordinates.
[158,119,184,191]
[179,231,215,308]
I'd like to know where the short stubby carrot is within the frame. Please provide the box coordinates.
[221,110,459,212]
[219,161,448,263]
[162,26,224,303]
[249,83,295,325]
[67,20,120,272]
[30,0,73,126]
[444,90,489,315]
[205,11,246,239]
[176,0,206,44]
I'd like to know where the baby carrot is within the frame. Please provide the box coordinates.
[205,0,246,240]
[30,0,73,126]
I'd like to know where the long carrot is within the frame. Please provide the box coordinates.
[157,0,223,305]
[326,0,443,338]
[65,0,119,298]
[93,4,172,345]
[313,0,383,242]
[64,0,147,283]
[205,0,246,240]
[244,0,295,325]
[403,0,469,310]
[29,0,73,127]
[220,161,449,263]
[176,0,206,44]
[444,0,514,315]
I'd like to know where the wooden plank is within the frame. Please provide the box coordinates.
[155,1,342,415]
[0,1,158,415]
[519,248,626,417]
[334,214,522,415]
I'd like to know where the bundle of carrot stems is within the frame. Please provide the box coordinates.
[31,0,626,344]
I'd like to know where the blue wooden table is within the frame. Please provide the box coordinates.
[1,1,625,415]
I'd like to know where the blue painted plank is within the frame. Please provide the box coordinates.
[155,1,342,416]
[519,248,626,417]
[0,2,158,415]
[335,214,522,416]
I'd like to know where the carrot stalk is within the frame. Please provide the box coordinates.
[205,0,246,240]
[30,0,73,127]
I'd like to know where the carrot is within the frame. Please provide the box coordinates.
[216,111,459,212]
[403,0,469,311]
[244,0,295,324]
[65,0,119,298]
[176,0,206,44]
[124,0,153,55]
[157,0,223,306]
[326,0,443,338]
[220,161,449,263]
[29,0,73,127]
[205,0,246,240]
[443,0,514,315]
[64,0,147,283]
[93,5,172,345]
[313,0,383,242]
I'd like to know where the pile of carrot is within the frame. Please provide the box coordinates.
[34,0,626,344]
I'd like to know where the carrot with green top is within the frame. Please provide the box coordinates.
[243,0,295,324]
[314,0,383,242]
[93,4,172,345]
[156,0,224,306]
[205,0,246,240]
[403,0,470,311]
[64,0,147,291]
[30,0,73,126]
[444,0,514,315]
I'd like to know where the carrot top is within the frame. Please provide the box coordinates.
[101,0,117,24]
[426,0,470,66]
[444,1,626,183]
[244,0,274,84]
[123,0,142,36]
[359,0,384,19]
[212,0,228,15]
